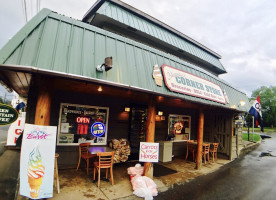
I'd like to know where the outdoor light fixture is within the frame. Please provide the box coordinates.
[125,107,130,112]
[97,86,102,92]
[230,105,237,109]
[158,111,163,116]
[239,100,245,107]
[96,57,113,72]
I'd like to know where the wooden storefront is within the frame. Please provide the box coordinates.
[0,0,250,175]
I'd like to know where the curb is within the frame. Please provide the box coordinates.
[240,140,261,156]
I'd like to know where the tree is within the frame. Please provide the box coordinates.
[251,86,276,127]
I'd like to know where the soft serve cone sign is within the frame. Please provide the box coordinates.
[27,146,45,198]
[20,124,57,199]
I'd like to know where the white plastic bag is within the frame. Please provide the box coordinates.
[131,176,158,199]
[127,163,158,199]
[133,188,153,200]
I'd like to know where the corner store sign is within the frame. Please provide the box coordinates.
[161,65,226,104]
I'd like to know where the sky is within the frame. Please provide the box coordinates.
[0,0,275,98]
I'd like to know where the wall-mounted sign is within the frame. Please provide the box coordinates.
[161,65,226,104]
[174,122,183,134]
[152,64,163,87]
[76,117,90,124]
[0,103,19,126]
[20,124,57,199]
[58,103,108,145]
[76,117,91,135]
[139,142,159,163]
[91,122,106,137]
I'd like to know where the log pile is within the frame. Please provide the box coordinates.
[109,138,131,163]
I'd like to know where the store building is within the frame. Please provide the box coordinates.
[0,0,249,170]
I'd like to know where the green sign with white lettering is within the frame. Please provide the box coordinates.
[0,104,19,126]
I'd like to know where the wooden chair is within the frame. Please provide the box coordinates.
[209,143,219,162]
[93,151,115,188]
[185,140,197,162]
[76,143,96,175]
[202,143,210,164]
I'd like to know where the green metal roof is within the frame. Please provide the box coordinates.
[83,0,226,74]
[0,8,249,112]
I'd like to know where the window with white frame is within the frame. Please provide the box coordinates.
[57,103,109,145]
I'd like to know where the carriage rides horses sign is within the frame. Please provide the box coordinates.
[139,142,159,163]
[161,65,226,104]
[0,103,19,126]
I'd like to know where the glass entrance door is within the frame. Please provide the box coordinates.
[128,107,147,160]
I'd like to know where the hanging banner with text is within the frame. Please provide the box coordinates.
[20,124,57,199]
[7,112,26,146]
[161,65,226,104]
[139,142,159,163]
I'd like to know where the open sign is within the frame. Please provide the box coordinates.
[91,122,106,137]
[76,116,90,124]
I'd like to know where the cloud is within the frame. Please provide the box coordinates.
[0,0,275,98]
[0,2,25,48]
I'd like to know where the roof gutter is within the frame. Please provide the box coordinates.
[0,64,245,112]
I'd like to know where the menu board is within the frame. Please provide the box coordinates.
[58,103,109,145]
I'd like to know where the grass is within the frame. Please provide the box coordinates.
[242,127,276,133]
[242,126,276,142]
[242,133,261,142]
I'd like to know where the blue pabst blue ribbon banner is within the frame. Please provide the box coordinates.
[15,102,25,111]
[249,96,264,132]
[91,122,106,137]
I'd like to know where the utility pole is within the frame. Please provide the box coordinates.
[252,116,254,142]
[24,0,28,22]
[4,93,6,104]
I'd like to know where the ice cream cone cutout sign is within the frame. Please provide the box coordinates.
[152,64,163,87]
[27,147,45,198]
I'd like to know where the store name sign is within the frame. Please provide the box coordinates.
[0,104,19,125]
[161,65,226,104]
[26,129,49,140]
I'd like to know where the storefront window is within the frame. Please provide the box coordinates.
[57,103,109,145]
[168,114,191,141]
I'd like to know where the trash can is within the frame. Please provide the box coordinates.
[159,141,173,162]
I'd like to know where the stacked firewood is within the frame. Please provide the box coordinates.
[109,138,131,163]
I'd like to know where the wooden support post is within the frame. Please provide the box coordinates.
[196,109,204,169]
[144,96,156,179]
[34,79,52,126]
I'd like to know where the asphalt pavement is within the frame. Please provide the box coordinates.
[0,125,20,200]
[156,132,276,200]
[0,125,9,155]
